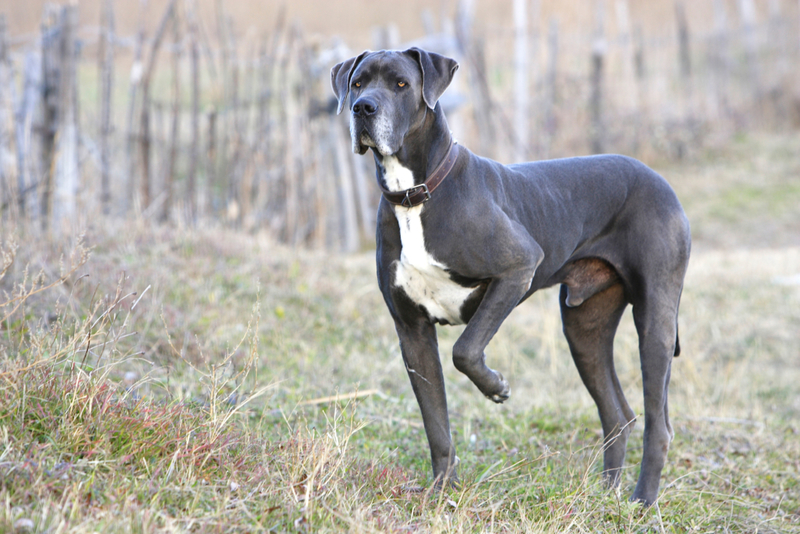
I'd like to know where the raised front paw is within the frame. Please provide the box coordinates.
[482,370,510,404]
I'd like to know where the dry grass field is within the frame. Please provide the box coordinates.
[1,130,799,532]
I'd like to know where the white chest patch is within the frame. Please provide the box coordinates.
[383,156,478,325]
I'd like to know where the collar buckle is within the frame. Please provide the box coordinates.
[402,183,431,207]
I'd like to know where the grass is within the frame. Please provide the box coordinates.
[2,132,800,532]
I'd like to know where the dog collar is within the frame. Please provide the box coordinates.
[379,140,459,208]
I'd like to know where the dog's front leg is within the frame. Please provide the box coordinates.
[453,262,541,403]
[394,317,458,487]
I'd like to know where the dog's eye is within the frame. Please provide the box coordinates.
[397,81,406,88]
[353,82,361,88]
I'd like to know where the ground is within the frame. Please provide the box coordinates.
[1,131,799,532]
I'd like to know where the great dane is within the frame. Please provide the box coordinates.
[331,47,690,506]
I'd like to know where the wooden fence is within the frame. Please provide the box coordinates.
[0,0,798,250]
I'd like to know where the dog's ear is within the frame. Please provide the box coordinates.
[404,47,459,110]
[331,50,370,115]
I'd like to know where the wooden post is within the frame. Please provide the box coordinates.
[676,2,691,81]
[530,0,541,157]
[737,0,760,111]
[711,0,730,119]
[331,117,358,252]
[185,0,200,223]
[254,9,286,222]
[351,141,374,246]
[513,0,529,161]
[251,35,268,214]
[215,0,231,217]
[98,0,114,215]
[589,0,605,154]
[633,24,648,156]
[0,15,8,212]
[162,4,182,223]
[468,37,496,158]
[125,0,148,215]
[206,109,217,216]
[240,42,258,228]
[456,0,496,158]
[139,0,176,214]
[280,31,298,243]
[52,5,80,232]
[614,0,638,155]
[633,24,646,80]
[226,20,242,221]
[675,1,694,158]
[615,0,636,109]
[55,3,81,229]
[542,17,558,159]
[15,52,42,219]
[767,0,789,126]
[40,5,60,227]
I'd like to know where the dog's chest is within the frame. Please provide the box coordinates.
[383,157,477,325]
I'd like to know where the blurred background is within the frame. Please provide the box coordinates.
[0,0,798,249]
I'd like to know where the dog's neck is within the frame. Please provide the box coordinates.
[372,105,452,191]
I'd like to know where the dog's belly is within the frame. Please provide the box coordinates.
[384,156,478,325]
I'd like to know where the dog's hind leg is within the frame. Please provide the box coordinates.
[630,292,680,505]
[560,282,634,488]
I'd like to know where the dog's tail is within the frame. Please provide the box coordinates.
[673,323,681,357]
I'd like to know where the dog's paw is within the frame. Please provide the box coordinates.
[484,371,510,403]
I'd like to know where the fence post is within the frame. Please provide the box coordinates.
[125,0,147,215]
[206,109,217,217]
[632,24,647,156]
[589,0,606,154]
[162,4,182,223]
[513,0,529,161]
[40,5,60,227]
[615,0,639,155]
[99,0,114,215]
[615,0,636,107]
[332,117,359,252]
[737,0,760,113]
[0,14,7,213]
[542,17,558,159]
[675,1,692,158]
[711,0,730,120]
[139,0,176,215]
[186,0,200,223]
[676,2,691,81]
[226,22,242,222]
[51,5,80,232]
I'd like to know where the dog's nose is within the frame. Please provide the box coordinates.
[352,97,378,117]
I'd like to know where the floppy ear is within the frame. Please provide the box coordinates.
[330,50,370,115]
[404,47,459,110]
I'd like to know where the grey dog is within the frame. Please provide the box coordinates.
[331,47,690,506]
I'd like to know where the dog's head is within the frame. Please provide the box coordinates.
[331,48,459,156]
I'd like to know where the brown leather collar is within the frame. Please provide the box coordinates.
[379,140,459,208]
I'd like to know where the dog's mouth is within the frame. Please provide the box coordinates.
[352,124,395,156]
[351,112,399,156]
[359,131,377,149]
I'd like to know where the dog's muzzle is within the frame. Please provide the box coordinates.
[350,95,395,155]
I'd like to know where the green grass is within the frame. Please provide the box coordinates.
[2,132,800,532]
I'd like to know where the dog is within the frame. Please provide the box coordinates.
[331,47,690,506]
